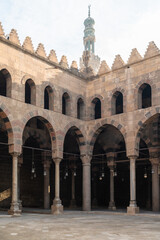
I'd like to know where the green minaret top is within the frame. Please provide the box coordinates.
[83,5,95,54]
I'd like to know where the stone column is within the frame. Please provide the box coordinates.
[107,160,116,210]
[18,155,23,211]
[44,161,51,209]
[81,155,92,211]
[127,156,139,214]
[150,158,160,212]
[8,152,21,216]
[51,158,63,214]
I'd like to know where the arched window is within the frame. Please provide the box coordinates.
[112,91,123,115]
[77,98,85,119]
[91,98,101,119]
[138,83,151,109]
[25,79,36,105]
[44,86,54,110]
[0,69,11,97]
[62,92,70,115]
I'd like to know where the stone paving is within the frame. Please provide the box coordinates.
[0,211,160,240]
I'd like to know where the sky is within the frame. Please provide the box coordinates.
[0,0,160,67]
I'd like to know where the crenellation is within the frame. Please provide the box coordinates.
[48,49,58,63]
[22,36,34,53]
[112,54,125,70]
[70,60,78,70]
[59,55,69,69]
[98,60,110,75]
[0,22,5,37]
[9,29,21,46]
[127,48,142,64]
[36,43,47,58]
[144,41,160,59]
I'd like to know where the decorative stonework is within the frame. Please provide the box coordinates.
[36,43,46,58]
[59,55,69,68]
[48,50,58,63]
[9,29,21,46]
[112,55,125,70]
[0,22,5,37]
[70,60,78,70]
[127,48,142,64]
[144,41,160,58]
[98,60,110,75]
[22,36,34,53]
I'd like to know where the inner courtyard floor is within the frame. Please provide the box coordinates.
[0,211,160,240]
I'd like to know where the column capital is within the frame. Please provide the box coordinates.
[128,155,137,161]
[80,154,92,165]
[150,158,160,165]
[107,160,116,169]
[10,152,21,158]
[52,158,62,164]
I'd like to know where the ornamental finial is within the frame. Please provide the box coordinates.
[88,5,91,17]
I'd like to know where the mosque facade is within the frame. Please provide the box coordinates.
[0,7,160,216]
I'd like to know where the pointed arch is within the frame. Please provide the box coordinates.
[111,91,123,115]
[138,83,152,109]
[25,79,36,105]
[62,92,71,116]
[77,97,85,119]
[44,85,54,110]
[0,68,12,97]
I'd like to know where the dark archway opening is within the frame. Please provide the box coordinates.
[0,117,12,210]
[62,92,70,116]
[21,117,53,209]
[61,128,82,209]
[138,83,151,109]
[116,92,123,114]
[44,88,49,110]
[25,81,31,104]
[137,139,151,210]
[0,69,11,97]
[77,98,84,120]
[44,86,53,110]
[91,125,128,210]
[25,79,36,105]
[0,71,6,96]
[92,98,101,119]
[112,91,123,115]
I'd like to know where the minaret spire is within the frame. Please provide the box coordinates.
[88,5,91,17]
[80,6,100,75]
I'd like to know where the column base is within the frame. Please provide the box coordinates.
[127,206,139,215]
[108,201,116,210]
[8,202,21,216]
[51,198,63,215]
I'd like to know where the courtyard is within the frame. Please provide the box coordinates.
[0,211,160,240]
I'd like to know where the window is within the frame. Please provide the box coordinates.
[138,83,151,109]
[25,79,36,105]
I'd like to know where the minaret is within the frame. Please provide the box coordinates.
[80,5,100,75]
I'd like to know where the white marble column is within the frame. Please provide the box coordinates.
[81,155,91,211]
[107,161,116,210]
[51,158,63,214]
[8,152,21,216]
[150,158,160,212]
[127,156,139,214]
[44,161,51,209]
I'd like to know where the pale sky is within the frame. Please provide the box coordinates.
[0,0,160,67]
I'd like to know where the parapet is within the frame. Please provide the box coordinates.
[0,21,160,79]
